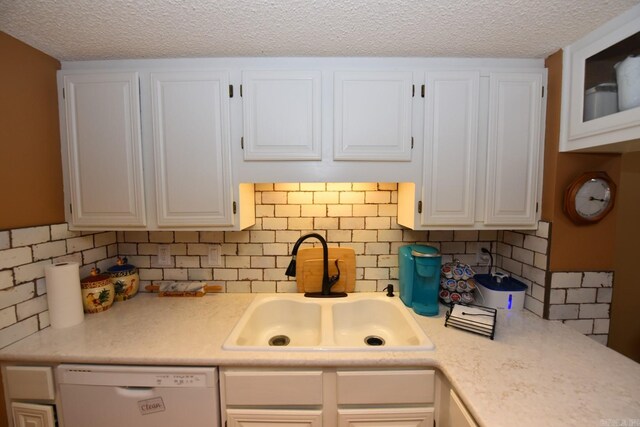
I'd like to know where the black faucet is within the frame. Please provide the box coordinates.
[285,233,347,298]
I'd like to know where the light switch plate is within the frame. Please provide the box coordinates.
[157,245,171,266]
[208,245,222,267]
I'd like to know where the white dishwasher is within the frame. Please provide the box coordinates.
[56,364,220,427]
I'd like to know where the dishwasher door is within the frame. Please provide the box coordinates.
[56,364,220,427]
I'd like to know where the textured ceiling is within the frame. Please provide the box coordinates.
[1,0,639,61]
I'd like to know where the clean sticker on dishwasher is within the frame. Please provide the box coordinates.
[138,397,165,415]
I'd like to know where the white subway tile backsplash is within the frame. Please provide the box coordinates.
[549,289,566,304]
[13,260,51,284]
[596,288,613,303]
[563,319,594,335]
[536,221,550,239]
[566,288,597,304]
[0,231,10,250]
[593,318,610,335]
[149,231,174,243]
[0,271,14,290]
[16,294,48,321]
[163,269,188,280]
[579,303,610,319]
[0,247,32,270]
[524,297,544,317]
[67,235,94,252]
[548,304,579,320]
[174,231,199,243]
[550,272,582,288]
[32,241,67,261]
[0,307,17,329]
[503,231,524,247]
[512,246,534,265]
[314,192,339,204]
[0,283,35,310]
[523,235,548,254]
[11,226,50,247]
[0,316,38,349]
[582,272,613,288]
[454,230,478,241]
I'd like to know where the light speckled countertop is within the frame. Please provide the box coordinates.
[1,293,639,426]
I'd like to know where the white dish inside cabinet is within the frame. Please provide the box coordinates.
[560,4,640,153]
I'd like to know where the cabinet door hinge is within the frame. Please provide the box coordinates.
[412,85,415,97]
[233,201,237,214]
[418,201,422,214]
[536,202,539,213]
[542,86,545,98]
[229,85,234,98]
[421,84,425,98]
[69,204,72,214]
[241,137,244,149]
[62,87,65,99]
[240,84,243,97]
[411,137,414,149]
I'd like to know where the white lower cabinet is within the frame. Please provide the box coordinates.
[227,409,323,426]
[2,366,57,427]
[448,390,478,427]
[338,408,433,427]
[220,368,436,427]
[11,402,56,427]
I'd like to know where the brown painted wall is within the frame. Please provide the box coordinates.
[609,151,640,362]
[0,32,64,231]
[542,50,621,271]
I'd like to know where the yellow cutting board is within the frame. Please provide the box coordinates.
[295,247,356,293]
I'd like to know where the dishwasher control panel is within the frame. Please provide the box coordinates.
[57,364,217,388]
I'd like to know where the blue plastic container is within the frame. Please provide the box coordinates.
[398,244,442,316]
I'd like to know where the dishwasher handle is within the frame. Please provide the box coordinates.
[115,386,157,398]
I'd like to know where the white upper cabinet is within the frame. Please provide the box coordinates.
[242,70,322,160]
[422,71,480,225]
[62,72,146,227]
[150,71,234,227]
[485,72,543,226]
[334,71,413,161]
[560,4,640,152]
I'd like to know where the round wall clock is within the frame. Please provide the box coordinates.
[564,171,616,225]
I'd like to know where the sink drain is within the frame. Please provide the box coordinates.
[364,335,385,346]
[268,335,291,346]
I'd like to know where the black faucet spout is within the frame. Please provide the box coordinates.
[285,233,347,298]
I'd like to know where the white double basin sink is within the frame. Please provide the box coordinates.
[223,293,435,351]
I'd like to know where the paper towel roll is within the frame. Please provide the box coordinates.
[45,262,85,329]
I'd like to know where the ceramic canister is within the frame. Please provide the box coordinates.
[80,268,115,313]
[107,257,139,301]
[615,55,640,111]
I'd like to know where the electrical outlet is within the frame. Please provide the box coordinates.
[208,245,222,267]
[476,246,491,265]
[157,244,171,266]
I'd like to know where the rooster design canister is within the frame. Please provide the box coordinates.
[108,257,139,301]
[80,268,115,313]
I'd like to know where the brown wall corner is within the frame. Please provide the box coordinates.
[0,32,64,230]
[541,48,622,271]
[541,50,563,222]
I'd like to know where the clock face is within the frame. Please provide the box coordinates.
[574,178,612,219]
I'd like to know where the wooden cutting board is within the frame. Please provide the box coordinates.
[295,247,356,293]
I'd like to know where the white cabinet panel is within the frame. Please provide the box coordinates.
[242,70,322,160]
[227,409,323,427]
[151,71,233,226]
[338,407,434,427]
[11,402,55,427]
[422,71,480,225]
[485,72,543,226]
[63,72,146,227]
[449,389,478,427]
[334,71,413,161]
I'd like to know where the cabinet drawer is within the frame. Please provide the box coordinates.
[223,370,323,406]
[5,366,55,400]
[336,369,434,405]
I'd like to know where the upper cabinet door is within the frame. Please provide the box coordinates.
[422,71,480,225]
[63,72,146,227]
[485,72,543,226]
[334,71,413,161]
[151,71,234,227]
[561,5,640,152]
[242,70,322,160]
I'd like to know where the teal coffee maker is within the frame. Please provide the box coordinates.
[398,245,442,316]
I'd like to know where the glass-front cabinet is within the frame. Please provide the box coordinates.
[560,4,640,152]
